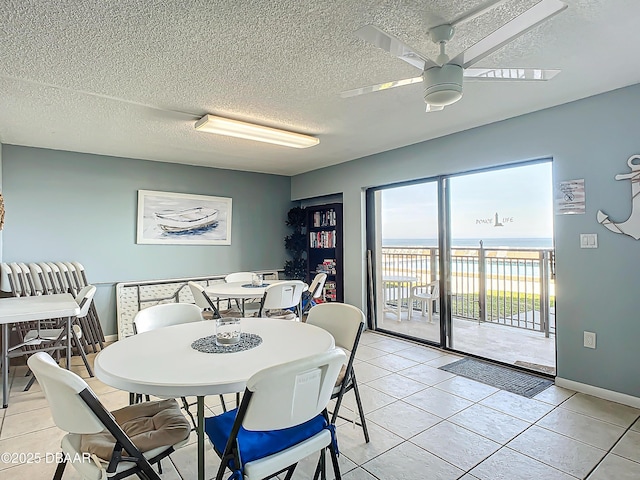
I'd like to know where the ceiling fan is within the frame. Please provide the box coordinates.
[342,0,567,111]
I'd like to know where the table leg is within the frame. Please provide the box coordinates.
[198,395,205,480]
[66,316,72,370]
[2,324,8,408]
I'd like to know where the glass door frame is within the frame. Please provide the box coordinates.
[365,176,445,347]
[366,158,554,362]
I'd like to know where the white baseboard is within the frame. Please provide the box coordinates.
[104,334,118,343]
[555,377,640,409]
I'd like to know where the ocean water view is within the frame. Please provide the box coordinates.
[383,237,553,248]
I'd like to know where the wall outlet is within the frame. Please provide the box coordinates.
[584,331,596,349]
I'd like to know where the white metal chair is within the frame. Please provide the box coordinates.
[408,280,440,323]
[224,272,263,315]
[133,302,230,422]
[302,272,327,315]
[258,280,306,320]
[188,281,241,319]
[205,348,346,480]
[133,302,203,335]
[224,272,256,283]
[27,352,190,480]
[305,302,370,443]
[23,285,98,391]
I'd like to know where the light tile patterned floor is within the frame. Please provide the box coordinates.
[1,331,639,479]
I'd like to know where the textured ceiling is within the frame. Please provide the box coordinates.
[1,0,639,176]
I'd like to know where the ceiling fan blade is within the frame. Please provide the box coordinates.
[450,0,511,27]
[426,104,445,112]
[450,0,568,69]
[340,76,423,98]
[355,25,438,71]
[464,68,560,81]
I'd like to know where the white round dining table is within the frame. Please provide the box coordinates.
[204,280,283,300]
[94,317,334,480]
[205,280,308,315]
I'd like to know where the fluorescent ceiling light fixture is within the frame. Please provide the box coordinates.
[195,114,319,148]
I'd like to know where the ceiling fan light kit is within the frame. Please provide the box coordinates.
[194,114,319,148]
[346,0,568,112]
[423,64,463,107]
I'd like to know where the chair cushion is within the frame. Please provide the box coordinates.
[265,309,297,320]
[205,408,328,464]
[80,399,190,461]
[334,363,347,388]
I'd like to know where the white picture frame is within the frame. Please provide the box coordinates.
[136,190,232,245]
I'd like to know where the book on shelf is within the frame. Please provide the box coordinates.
[309,230,336,248]
[312,209,337,228]
[324,280,337,301]
[315,258,336,275]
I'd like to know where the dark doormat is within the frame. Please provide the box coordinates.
[439,358,554,398]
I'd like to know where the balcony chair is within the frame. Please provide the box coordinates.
[205,348,346,480]
[408,280,440,323]
[257,280,306,321]
[188,281,241,319]
[27,352,190,480]
[133,302,230,423]
[305,302,370,443]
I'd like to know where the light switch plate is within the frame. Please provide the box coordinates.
[580,233,598,248]
[584,331,596,349]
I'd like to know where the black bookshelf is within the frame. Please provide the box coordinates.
[306,203,343,303]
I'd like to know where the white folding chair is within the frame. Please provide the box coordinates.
[23,285,98,391]
[306,302,370,443]
[258,280,306,320]
[28,352,190,480]
[205,349,346,480]
[224,272,262,315]
[133,302,230,423]
[302,272,327,315]
[188,281,241,319]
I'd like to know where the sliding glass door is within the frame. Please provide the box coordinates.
[368,180,440,344]
[447,162,555,373]
[367,160,556,375]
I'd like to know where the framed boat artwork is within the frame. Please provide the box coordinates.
[136,190,232,245]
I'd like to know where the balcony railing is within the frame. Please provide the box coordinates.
[381,245,555,336]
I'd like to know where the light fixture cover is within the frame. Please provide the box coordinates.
[194,114,319,148]
[423,64,464,107]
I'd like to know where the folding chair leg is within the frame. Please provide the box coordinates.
[312,449,325,480]
[283,464,297,480]
[24,373,37,392]
[181,396,198,430]
[70,328,94,377]
[351,376,370,443]
[52,456,67,480]
[329,444,342,480]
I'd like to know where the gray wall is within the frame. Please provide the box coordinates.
[292,83,640,398]
[1,146,292,335]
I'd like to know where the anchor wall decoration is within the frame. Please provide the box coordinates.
[597,154,640,240]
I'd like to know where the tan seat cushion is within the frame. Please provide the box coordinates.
[265,309,297,320]
[80,399,190,461]
[335,363,347,387]
[201,308,242,320]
